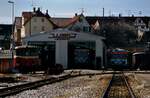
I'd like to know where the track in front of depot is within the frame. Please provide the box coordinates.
[0,70,104,97]
[102,72,136,98]
[0,74,72,97]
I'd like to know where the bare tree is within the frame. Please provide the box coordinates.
[99,21,137,47]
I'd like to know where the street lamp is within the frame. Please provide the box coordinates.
[8,0,15,62]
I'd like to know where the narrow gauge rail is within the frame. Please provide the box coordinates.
[0,74,71,97]
[0,71,103,97]
[102,73,136,98]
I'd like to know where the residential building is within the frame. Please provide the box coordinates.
[52,13,94,33]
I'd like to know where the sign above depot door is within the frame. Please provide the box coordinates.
[48,33,77,40]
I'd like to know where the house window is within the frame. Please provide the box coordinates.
[34,18,37,22]
[17,29,21,33]
[148,21,150,27]
[83,26,91,32]
[34,26,37,30]
[42,26,45,31]
[141,26,145,29]
[17,29,21,40]
[79,17,83,22]
[41,18,44,22]
[89,27,91,32]
[138,19,142,23]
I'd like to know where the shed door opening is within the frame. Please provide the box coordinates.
[68,41,95,69]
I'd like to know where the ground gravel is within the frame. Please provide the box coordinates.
[6,75,111,98]
[126,73,150,98]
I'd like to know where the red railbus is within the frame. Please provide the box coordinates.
[13,45,40,72]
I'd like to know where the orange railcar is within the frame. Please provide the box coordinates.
[13,46,41,73]
[0,50,12,73]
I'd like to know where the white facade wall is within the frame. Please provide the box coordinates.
[21,17,26,38]
[96,40,103,67]
[21,17,53,38]
[56,40,68,69]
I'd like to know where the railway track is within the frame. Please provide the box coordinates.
[0,71,103,97]
[102,73,136,98]
[0,74,71,97]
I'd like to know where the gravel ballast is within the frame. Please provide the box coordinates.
[6,75,112,98]
[126,73,150,98]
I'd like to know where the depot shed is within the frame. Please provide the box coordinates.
[22,29,106,69]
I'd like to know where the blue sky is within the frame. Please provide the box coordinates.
[0,0,150,24]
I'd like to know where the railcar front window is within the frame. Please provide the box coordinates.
[15,48,38,56]
[29,48,39,56]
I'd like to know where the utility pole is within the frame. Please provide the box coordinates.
[139,11,142,16]
[103,8,105,17]
[8,0,15,63]
[81,8,84,14]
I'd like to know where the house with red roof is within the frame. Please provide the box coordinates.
[14,7,58,45]
[52,13,94,33]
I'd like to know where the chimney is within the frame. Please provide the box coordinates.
[46,10,48,14]
[103,8,105,17]
[38,7,40,11]
[75,13,78,16]
[119,13,122,17]
[33,7,36,12]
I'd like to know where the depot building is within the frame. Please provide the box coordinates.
[22,29,106,69]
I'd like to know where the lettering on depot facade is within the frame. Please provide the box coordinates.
[48,33,77,40]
